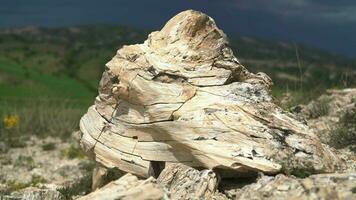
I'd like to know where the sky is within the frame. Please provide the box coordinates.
[1,0,356,57]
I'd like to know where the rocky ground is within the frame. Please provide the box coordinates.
[0,133,95,200]
[294,88,356,172]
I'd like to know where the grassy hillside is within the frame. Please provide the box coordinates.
[0,26,148,92]
[0,59,93,100]
[0,25,355,140]
[0,58,93,143]
[1,26,355,98]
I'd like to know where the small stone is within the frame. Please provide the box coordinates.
[277,184,290,191]
[301,179,314,190]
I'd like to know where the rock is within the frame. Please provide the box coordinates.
[77,173,165,200]
[92,164,110,190]
[79,164,227,200]
[79,10,340,179]
[157,163,226,199]
[3,187,65,200]
[227,173,356,200]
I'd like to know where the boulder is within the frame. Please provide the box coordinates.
[79,10,340,179]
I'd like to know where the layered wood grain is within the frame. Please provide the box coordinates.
[79,10,340,179]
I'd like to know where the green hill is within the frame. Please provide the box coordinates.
[0,25,355,105]
[0,59,93,100]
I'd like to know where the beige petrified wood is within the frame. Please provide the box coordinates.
[77,174,165,200]
[79,10,340,179]
[157,164,225,199]
[79,163,227,200]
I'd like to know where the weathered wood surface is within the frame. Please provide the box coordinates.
[157,164,226,199]
[79,10,340,178]
[77,174,165,200]
[79,164,227,200]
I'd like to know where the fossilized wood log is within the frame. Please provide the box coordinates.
[79,164,227,200]
[157,163,226,199]
[79,10,340,178]
[78,174,164,200]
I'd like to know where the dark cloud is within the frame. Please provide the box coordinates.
[214,0,355,23]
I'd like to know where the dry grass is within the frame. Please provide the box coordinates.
[0,98,87,146]
[308,96,331,119]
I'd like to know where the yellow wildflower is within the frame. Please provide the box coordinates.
[3,115,20,129]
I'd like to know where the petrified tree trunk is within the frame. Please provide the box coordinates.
[79,10,340,179]
[79,164,227,200]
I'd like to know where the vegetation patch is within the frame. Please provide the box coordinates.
[0,98,86,141]
[289,167,314,178]
[42,142,56,151]
[58,174,92,200]
[61,145,86,159]
[352,187,356,194]
[14,155,35,169]
[308,96,331,119]
[6,136,27,148]
[282,166,315,179]
[274,88,327,111]
[30,175,47,186]
[281,156,315,178]
[349,146,356,153]
[6,181,30,193]
[329,109,356,151]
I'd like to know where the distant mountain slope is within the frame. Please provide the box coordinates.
[0,25,355,102]
[230,37,355,88]
[0,58,93,102]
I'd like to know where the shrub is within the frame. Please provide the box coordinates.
[308,96,330,119]
[329,109,356,150]
[61,145,86,159]
[58,174,92,200]
[42,142,56,151]
[280,154,316,178]
[290,167,314,178]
